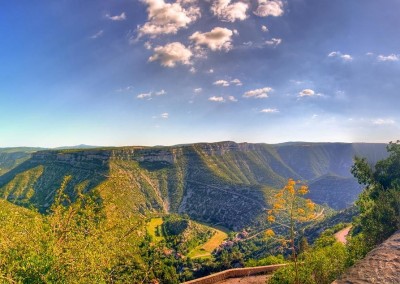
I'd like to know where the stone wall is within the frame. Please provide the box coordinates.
[182,264,287,284]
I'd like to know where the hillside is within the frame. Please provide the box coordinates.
[0,147,42,175]
[0,142,388,229]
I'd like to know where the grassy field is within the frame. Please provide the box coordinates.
[146,217,164,242]
[188,224,229,259]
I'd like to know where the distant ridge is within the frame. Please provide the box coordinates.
[54,144,101,150]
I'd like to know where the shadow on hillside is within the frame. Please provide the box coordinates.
[0,153,109,213]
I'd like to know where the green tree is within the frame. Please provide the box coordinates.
[351,141,400,250]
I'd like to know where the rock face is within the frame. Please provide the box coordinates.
[0,142,388,229]
[333,230,400,284]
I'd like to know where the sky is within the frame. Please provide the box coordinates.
[0,0,399,147]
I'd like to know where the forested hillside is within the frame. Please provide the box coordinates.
[0,142,387,229]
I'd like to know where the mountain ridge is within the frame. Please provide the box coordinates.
[0,142,388,229]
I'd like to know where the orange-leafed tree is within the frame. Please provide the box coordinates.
[266,178,319,284]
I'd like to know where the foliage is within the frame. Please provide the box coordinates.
[266,179,318,284]
[246,255,285,267]
[0,176,185,283]
[350,141,400,252]
[269,242,347,284]
[269,228,348,284]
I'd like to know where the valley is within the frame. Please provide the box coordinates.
[0,141,393,283]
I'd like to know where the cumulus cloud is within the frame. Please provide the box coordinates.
[149,42,193,67]
[243,87,272,98]
[144,41,152,50]
[155,89,166,96]
[261,25,269,32]
[372,118,395,125]
[208,96,224,102]
[161,112,169,119]
[231,78,242,86]
[228,96,238,102]
[190,27,234,51]
[328,51,353,62]
[265,38,282,47]
[106,12,126,21]
[211,0,249,22]
[254,0,284,17]
[260,108,279,113]
[213,80,230,87]
[377,54,399,62]
[138,0,200,37]
[298,89,322,98]
[137,92,152,99]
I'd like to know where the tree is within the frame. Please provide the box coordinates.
[351,141,400,249]
[266,179,319,284]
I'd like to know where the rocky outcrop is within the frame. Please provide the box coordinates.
[332,230,400,284]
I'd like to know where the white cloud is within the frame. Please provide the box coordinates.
[190,27,234,51]
[137,92,152,99]
[372,118,395,125]
[228,96,238,102]
[233,29,239,35]
[261,25,269,32]
[149,42,192,67]
[213,80,230,87]
[144,41,152,50]
[243,87,272,98]
[260,108,279,113]
[138,0,200,37]
[194,88,202,93]
[116,86,134,92]
[155,89,166,96]
[211,0,249,22]
[106,12,126,21]
[208,96,224,102]
[254,0,284,17]
[377,54,399,62]
[189,66,196,73]
[265,38,282,47]
[161,112,169,119]
[298,89,322,98]
[341,54,353,61]
[230,78,242,86]
[137,89,166,99]
[328,51,353,61]
[90,30,104,39]
[207,69,214,73]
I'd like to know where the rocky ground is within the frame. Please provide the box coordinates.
[333,230,400,283]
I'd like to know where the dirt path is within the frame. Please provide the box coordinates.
[334,226,352,244]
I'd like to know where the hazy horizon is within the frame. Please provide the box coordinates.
[0,139,391,149]
[1,0,399,147]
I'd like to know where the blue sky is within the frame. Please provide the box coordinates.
[1,0,399,147]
